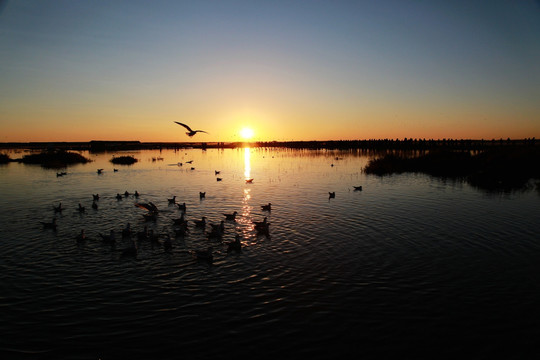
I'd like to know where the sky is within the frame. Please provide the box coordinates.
[0,0,539,142]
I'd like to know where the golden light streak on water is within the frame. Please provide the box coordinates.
[244,147,251,180]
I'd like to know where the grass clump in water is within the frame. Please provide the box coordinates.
[110,155,138,165]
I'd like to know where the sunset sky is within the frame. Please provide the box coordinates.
[1,0,539,142]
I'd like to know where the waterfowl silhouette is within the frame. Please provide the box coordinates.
[53,203,63,213]
[174,122,209,137]
[208,221,225,238]
[223,211,238,221]
[253,217,268,227]
[199,192,206,199]
[78,203,85,213]
[190,167,195,171]
[172,213,186,225]
[261,203,272,211]
[193,216,207,228]
[135,202,159,213]
[227,234,242,253]
[216,177,222,181]
[175,222,190,238]
[215,170,220,175]
[245,178,254,184]
[194,246,213,262]
[124,191,130,197]
[329,192,336,199]
[134,191,140,197]
[137,226,149,241]
[92,201,98,210]
[93,194,100,201]
[122,223,132,238]
[97,169,103,174]
[163,234,173,252]
[176,202,186,212]
[40,218,57,230]
[116,193,123,200]
[99,230,116,244]
[76,229,86,243]
[114,168,119,172]
[185,160,193,164]
[353,186,363,191]
[168,195,176,204]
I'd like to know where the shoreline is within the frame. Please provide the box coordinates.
[0,138,537,151]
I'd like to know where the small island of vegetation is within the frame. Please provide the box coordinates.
[364,147,540,192]
[20,150,90,168]
[110,155,138,165]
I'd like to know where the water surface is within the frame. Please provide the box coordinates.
[1,148,540,359]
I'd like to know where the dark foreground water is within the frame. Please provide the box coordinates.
[1,148,540,359]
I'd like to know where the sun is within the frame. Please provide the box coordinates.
[240,127,254,140]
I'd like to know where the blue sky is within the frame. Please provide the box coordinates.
[1,0,539,142]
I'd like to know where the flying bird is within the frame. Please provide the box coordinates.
[174,122,208,137]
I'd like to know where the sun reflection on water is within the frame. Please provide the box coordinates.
[244,147,251,180]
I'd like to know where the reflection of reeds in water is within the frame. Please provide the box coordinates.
[0,153,10,164]
[364,147,540,192]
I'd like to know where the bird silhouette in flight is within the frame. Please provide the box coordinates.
[174,122,208,137]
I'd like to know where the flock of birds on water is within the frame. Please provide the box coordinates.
[39,183,274,263]
[39,123,364,264]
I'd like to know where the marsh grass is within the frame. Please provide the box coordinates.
[21,150,90,168]
[110,155,138,165]
[364,147,540,192]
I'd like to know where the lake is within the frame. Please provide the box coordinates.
[1,147,540,359]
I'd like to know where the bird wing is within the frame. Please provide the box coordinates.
[135,203,156,212]
[195,130,209,134]
[174,122,193,131]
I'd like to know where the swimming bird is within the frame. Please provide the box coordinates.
[97,169,103,174]
[261,203,272,211]
[208,221,225,238]
[215,170,220,175]
[76,229,86,243]
[124,191,130,197]
[93,194,100,201]
[199,192,206,199]
[255,222,270,236]
[40,218,57,230]
[114,168,118,172]
[216,177,222,181]
[78,203,85,213]
[163,234,173,252]
[99,230,116,244]
[227,234,242,253]
[53,203,63,213]
[193,216,207,228]
[168,195,176,204]
[122,223,132,238]
[175,222,190,238]
[172,213,186,225]
[245,178,254,184]
[223,211,238,221]
[176,202,186,212]
[185,160,193,164]
[353,186,363,191]
[116,193,123,200]
[329,192,336,199]
[194,246,213,262]
[253,217,268,227]
[134,191,140,198]
[174,122,209,137]
[137,226,149,241]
